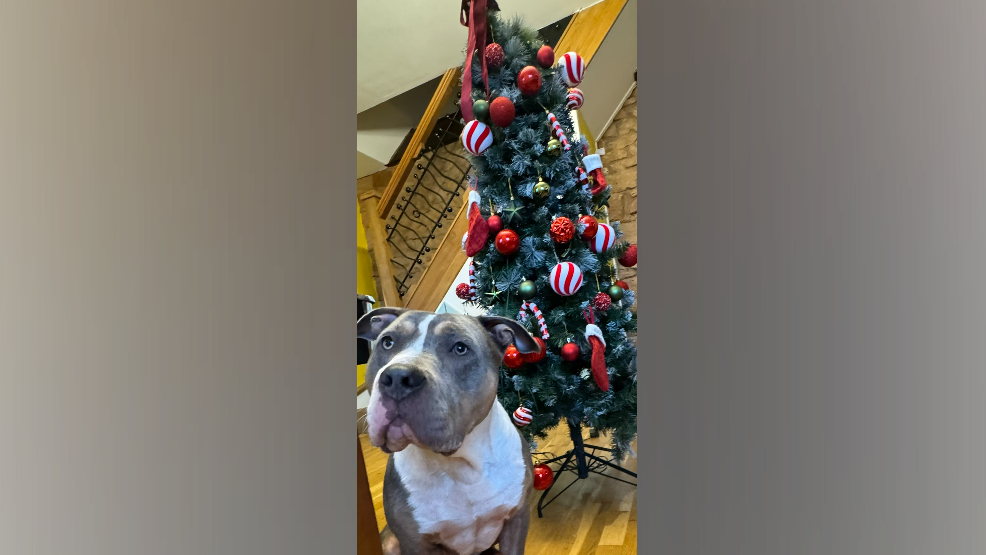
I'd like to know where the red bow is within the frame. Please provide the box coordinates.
[460,0,499,122]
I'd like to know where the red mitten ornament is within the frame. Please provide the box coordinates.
[462,188,490,257]
[582,153,608,196]
[583,307,610,391]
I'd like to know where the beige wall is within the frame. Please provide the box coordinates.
[598,87,639,292]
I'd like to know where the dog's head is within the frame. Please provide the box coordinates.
[357,308,539,455]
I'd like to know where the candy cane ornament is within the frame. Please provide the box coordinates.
[546,112,571,151]
[468,259,478,300]
[575,166,590,193]
[517,301,549,340]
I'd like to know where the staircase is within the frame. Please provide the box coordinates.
[358,0,630,312]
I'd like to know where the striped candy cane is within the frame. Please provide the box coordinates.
[468,259,477,300]
[575,166,590,193]
[546,112,572,151]
[517,301,549,340]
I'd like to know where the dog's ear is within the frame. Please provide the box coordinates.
[478,316,540,354]
[358,307,408,341]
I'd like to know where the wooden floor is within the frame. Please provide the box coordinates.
[359,421,637,554]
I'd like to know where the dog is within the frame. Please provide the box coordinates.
[357,307,541,555]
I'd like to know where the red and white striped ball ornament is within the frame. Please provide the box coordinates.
[567,88,584,110]
[557,52,586,87]
[512,406,533,427]
[549,261,584,296]
[589,223,617,253]
[460,120,493,155]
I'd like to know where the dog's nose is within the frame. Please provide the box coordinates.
[378,365,426,401]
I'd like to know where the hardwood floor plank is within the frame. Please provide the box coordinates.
[566,502,602,555]
[598,510,631,546]
[359,421,637,553]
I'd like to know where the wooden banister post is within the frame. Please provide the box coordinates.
[359,191,403,308]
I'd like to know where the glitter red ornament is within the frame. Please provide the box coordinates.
[517,66,542,97]
[593,291,612,312]
[533,464,554,490]
[536,45,555,68]
[549,217,575,244]
[560,342,581,361]
[489,96,516,127]
[456,283,472,300]
[524,337,547,363]
[494,229,520,255]
[487,214,503,233]
[578,215,599,240]
[503,345,524,369]
[485,42,505,69]
[618,244,637,267]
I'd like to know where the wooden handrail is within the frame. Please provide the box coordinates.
[396,0,630,312]
[377,67,463,219]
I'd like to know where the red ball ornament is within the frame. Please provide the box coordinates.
[487,214,503,233]
[503,345,525,369]
[485,42,505,69]
[560,342,581,361]
[578,215,599,240]
[517,66,543,97]
[533,464,554,490]
[618,244,637,267]
[549,217,575,244]
[536,45,555,68]
[593,291,612,312]
[489,96,516,128]
[512,406,533,427]
[615,280,630,291]
[456,283,472,300]
[494,229,520,256]
[524,337,547,363]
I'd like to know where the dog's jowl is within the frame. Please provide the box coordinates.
[357,308,540,555]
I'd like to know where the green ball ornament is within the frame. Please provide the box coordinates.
[473,99,490,121]
[533,178,550,200]
[607,284,625,301]
[518,280,537,300]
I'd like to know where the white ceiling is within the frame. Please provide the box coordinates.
[357,0,597,114]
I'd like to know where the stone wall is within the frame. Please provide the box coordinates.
[597,87,638,293]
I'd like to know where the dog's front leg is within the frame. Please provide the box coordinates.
[495,503,530,555]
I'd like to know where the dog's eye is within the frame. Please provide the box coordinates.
[380,336,394,350]
[452,342,469,356]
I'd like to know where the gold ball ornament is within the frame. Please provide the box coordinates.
[546,139,562,156]
[533,178,551,200]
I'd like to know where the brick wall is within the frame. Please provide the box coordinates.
[597,87,638,292]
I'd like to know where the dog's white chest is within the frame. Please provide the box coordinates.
[394,402,527,555]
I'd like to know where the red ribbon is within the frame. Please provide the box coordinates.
[460,0,499,122]
[583,306,596,325]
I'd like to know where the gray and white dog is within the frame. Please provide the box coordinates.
[357,307,540,555]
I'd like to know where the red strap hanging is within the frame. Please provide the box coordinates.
[460,0,500,121]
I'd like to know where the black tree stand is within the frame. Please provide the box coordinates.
[534,417,637,518]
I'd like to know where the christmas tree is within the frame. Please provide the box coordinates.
[456,9,638,460]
